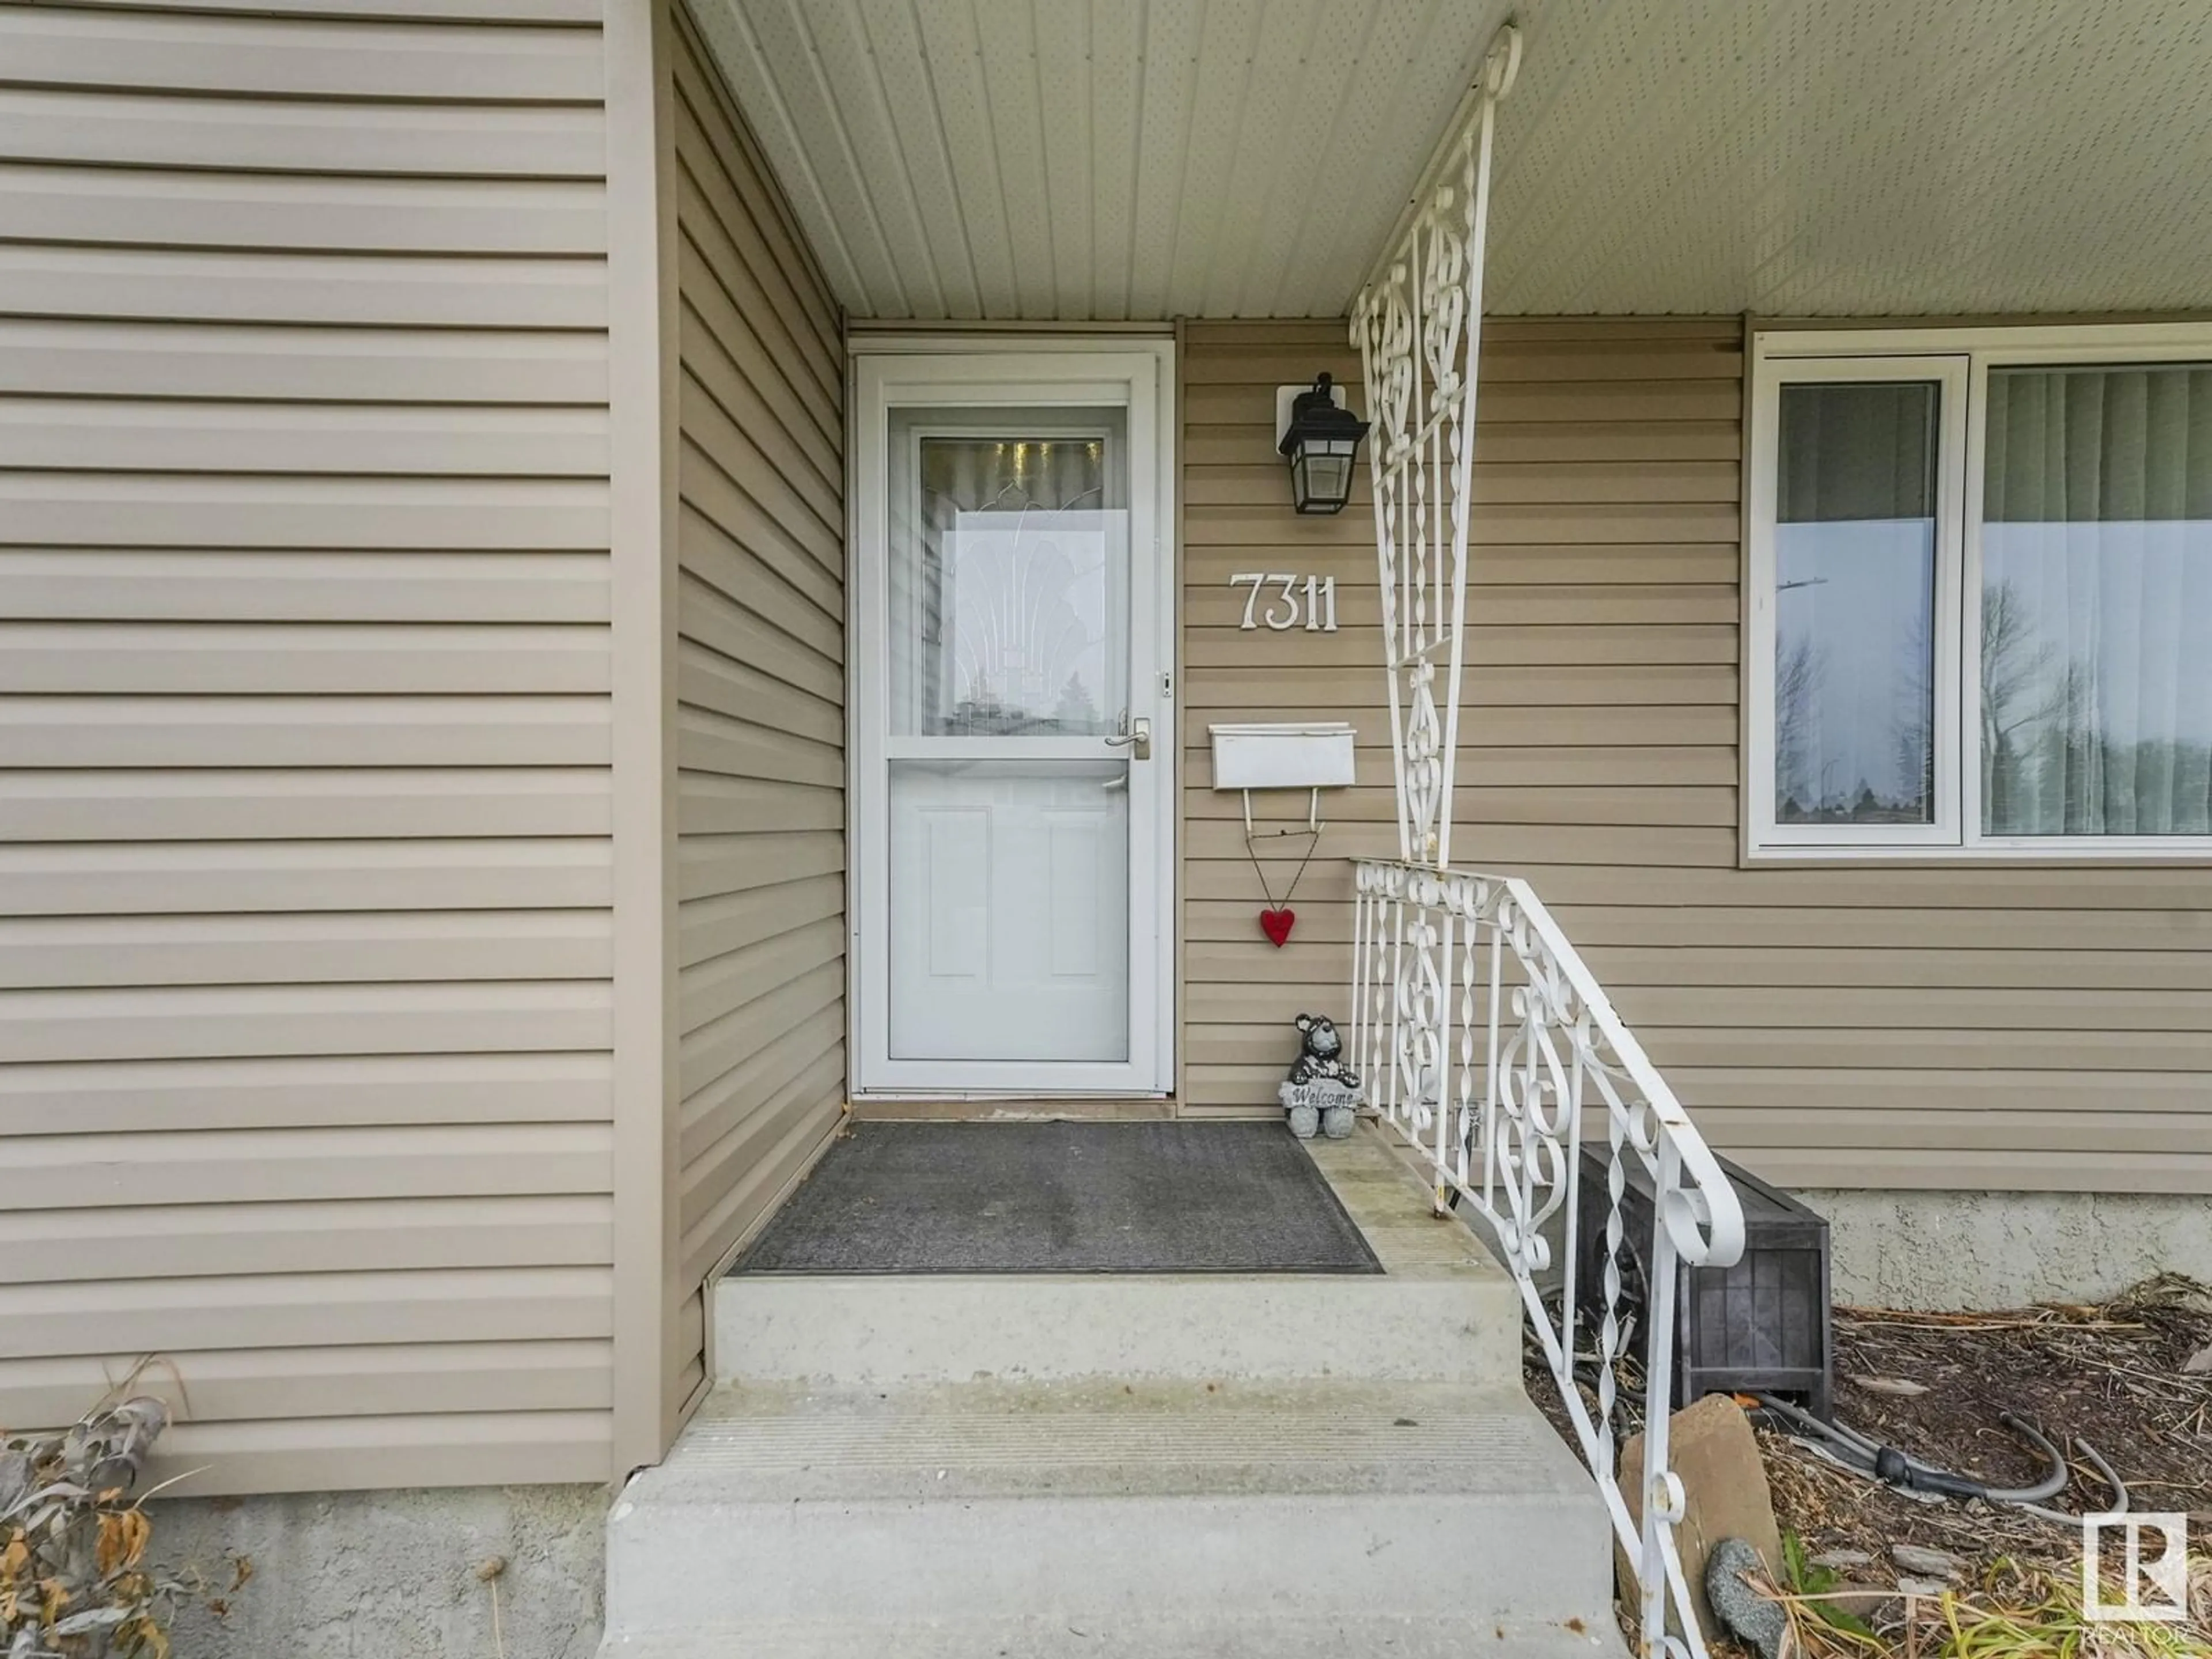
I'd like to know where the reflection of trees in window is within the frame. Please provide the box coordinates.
[1980,580,2212,836]
[1774,634,1820,821]
[1886,607,1936,822]
[1774,612,1934,825]
[1054,673,1098,732]
[1980,581,2079,832]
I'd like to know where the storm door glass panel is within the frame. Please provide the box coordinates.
[890,421,1127,735]
[1981,365,2212,836]
[885,410,1132,1063]
[1774,382,1940,825]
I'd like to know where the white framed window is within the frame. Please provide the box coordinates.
[1748,324,2212,861]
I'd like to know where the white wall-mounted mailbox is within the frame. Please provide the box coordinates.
[1209,721,1356,836]
[1209,721,1357,791]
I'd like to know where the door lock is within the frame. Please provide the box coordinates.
[1104,714,1152,761]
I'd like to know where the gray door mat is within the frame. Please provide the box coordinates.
[731,1121,1382,1275]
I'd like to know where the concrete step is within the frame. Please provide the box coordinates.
[598,1611,1624,1657]
[603,1378,1615,1645]
[713,1129,1523,1388]
[616,1130,1619,1656]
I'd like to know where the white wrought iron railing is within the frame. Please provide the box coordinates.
[1344,24,1748,1658]
[1349,21,1522,874]
[1350,860,1745,1658]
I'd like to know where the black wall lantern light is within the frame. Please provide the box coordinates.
[1275,373,1370,516]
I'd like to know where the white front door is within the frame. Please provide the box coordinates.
[851,344,1176,1094]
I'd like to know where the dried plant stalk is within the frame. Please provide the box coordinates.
[2,1395,182,1659]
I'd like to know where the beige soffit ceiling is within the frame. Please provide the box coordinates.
[691,0,2212,320]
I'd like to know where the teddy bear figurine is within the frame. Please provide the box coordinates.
[1278,1012,1362,1140]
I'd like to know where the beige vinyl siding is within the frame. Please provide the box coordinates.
[1178,319,2212,1195]
[666,1,846,1421]
[0,0,616,1491]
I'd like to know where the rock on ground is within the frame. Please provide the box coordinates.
[1618,1392,1784,1644]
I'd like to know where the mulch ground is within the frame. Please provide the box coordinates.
[1529,1273,2212,1654]
[1769,1273,2210,1571]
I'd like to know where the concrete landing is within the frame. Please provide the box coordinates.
[713,1126,1521,1387]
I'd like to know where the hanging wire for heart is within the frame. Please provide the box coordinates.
[1245,824,1322,915]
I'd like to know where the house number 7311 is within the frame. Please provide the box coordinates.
[1228,572,1338,632]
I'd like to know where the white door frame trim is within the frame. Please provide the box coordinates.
[845,337,1179,1097]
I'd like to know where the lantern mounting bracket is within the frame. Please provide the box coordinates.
[1274,377,1347,448]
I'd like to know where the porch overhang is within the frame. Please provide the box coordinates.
[690,0,2212,322]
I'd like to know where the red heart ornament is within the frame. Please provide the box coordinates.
[1259,907,1296,948]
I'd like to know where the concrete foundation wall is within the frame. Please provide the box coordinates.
[1518,1180,2207,1313]
[1804,1189,2212,1310]
[153,1484,605,1659]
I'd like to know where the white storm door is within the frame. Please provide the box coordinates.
[853,347,1175,1094]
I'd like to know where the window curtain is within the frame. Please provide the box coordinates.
[921,435,1107,523]
[1778,382,1936,523]
[1982,366,2212,835]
